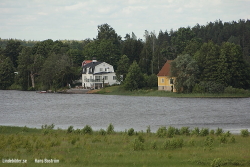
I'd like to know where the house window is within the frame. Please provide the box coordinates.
[100,68,103,71]
[170,78,174,84]
[104,76,108,80]
[113,76,116,80]
[95,76,101,82]
[161,78,164,83]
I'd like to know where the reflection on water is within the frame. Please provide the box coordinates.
[0,90,249,133]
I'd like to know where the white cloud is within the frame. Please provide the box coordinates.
[0,0,249,41]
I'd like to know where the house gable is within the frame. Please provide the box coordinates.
[157,60,176,92]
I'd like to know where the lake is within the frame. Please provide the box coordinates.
[0,90,249,133]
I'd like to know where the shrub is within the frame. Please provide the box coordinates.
[74,129,81,134]
[224,86,247,94]
[180,127,190,136]
[146,126,151,134]
[215,128,223,136]
[211,158,222,167]
[138,135,145,143]
[163,138,183,150]
[204,136,214,147]
[127,128,135,136]
[67,126,74,133]
[41,124,55,130]
[151,141,157,149]
[21,126,29,132]
[199,81,225,94]
[107,123,114,134]
[133,138,144,151]
[82,125,93,135]
[191,127,200,136]
[225,131,231,137]
[219,134,228,144]
[99,129,106,136]
[156,126,167,137]
[200,128,209,136]
[240,129,249,137]
[167,126,176,138]
[230,136,236,143]
[210,129,215,135]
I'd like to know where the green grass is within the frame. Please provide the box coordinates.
[94,86,250,98]
[0,125,250,167]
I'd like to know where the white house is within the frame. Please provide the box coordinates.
[82,59,120,89]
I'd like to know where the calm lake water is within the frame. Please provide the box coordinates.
[0,90,249,133]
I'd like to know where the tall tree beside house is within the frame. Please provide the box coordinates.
[83,24,121,68]
[123,61,144,91]
[0,55,15,89]
[171,54,199,93]
[194,41,220,83]
[116,55,130,83]
[39,53,75,90]
[121,33,143,64]
[171,27,195,56]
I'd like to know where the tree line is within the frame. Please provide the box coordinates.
[0,19,250,91]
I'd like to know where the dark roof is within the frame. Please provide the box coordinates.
[82,61,102,74]
[157,60,172,76]
[83,61,102,68]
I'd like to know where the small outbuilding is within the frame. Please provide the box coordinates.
[157,60,176,92]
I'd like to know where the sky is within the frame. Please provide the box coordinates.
[1,0,250,41]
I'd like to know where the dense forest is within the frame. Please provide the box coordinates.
[0,19,250,92]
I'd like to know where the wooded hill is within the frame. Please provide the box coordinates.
[0,19,250,91]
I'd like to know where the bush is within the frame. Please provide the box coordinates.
[146,126,151,134]
[219,134,228,144]
[156,126,167,137]
[99,129,106,136]
[180,127,190,136]
[191,127,200,136]
[210,129,215,135]
[230,136,236,143]
[138,135,145,143]
[82,125,93,135]
[192,83,205,93]
[163,138,183,150]
[215,128,223,136]
[41,124,55,130]
[240,129,249,137]
[67,126,74,133]
[198,81,225,94]
[224,86,247,94]
[204,136,214,147]
[133,138,144,151]
[211,158,222,167]
[127,128,135,136]
[21,126,29,132]
[200,128,209,136]
[151,141,157,149]
[167,126,176,138]
[107,123,114,134]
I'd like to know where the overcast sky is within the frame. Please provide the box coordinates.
[1,0,249,41]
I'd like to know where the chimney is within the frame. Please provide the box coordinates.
[92,57,97,63]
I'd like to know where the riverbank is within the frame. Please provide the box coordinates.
[91,86,250,98]
[0,125,249,167]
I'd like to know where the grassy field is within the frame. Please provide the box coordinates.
[92,86,250,98]
[0,125,249,167]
